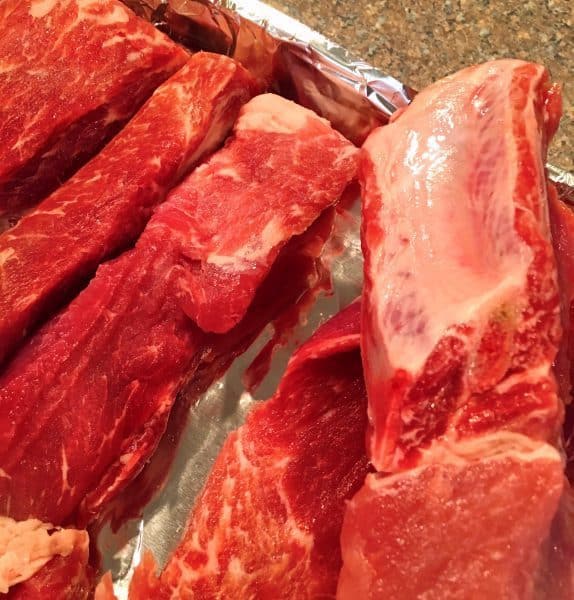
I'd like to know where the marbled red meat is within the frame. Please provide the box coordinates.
[0,52,256,366]
[10,210,336,600]
[0,0,188,230]
[124,301,369,600]
[360,59,562,471]
[161,94,358,334]
[0,95,357,594]
[549,190,574,481]
[339,60,567,599]
[545,188,574,599]
[99,210,334,532]
[339,438,563,599]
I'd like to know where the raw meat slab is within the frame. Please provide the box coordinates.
[0,94,357,593]
[123,301,369,600]
[0,0,188,230]
[338,437,563,600]
[360,59,563,471]
[546,191,574,599]
[549,191,574,404]
[99,211,335,532]
[160,93,359,334]
[0,52,256,366]
[8,212,335,600]
[339,59,568,599]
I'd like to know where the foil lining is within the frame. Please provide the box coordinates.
[104,1,574,596]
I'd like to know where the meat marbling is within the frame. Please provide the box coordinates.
[0,0,188,230]
[117,301,369,600]
[0,52,256,367]
[0,95,357,594]
[340,59,567,599]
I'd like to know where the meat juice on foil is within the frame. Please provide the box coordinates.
[101,1,574,596]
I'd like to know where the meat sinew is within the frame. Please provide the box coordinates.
[119,301,368,600]
[0,52,256,367]
[0,95,357,594]
[340,59,566,598]
[0,0,188,230]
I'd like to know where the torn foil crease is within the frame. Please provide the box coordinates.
[96,0,573,596]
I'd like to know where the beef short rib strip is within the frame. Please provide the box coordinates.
[549,190,574,410]
[546,188,574,598]
[98,211,335,532]
[340,60,567,599]
[360,59,563,471]
[119,302,369,600]
[0,94,357,563]
[0,52,257,367]
[0,0,189,230]
[155,93,359,335]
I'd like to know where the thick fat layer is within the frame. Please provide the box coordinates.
[0,517,87,594]
[0,94,355,533]
[338,436,564,600]
[236,93,335,134]
[0,0,188,227]
[411,430,564,466]
[363,59,547,376]
[149,94,358,334]
[0,53,256,366]
[361,59,562,469]
[124,303,368,600]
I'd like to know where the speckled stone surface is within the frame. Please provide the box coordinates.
[268,0,573,171]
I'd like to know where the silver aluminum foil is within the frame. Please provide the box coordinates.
[105,1,574,596]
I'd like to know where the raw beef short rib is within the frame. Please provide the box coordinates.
[360,59,563,471]
[340,60,567,599]
[0,0,188,230]
[119,302,369,600]
[0,52,256,366]
[339,438,563,599]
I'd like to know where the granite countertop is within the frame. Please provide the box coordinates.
[269,0,573,171]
